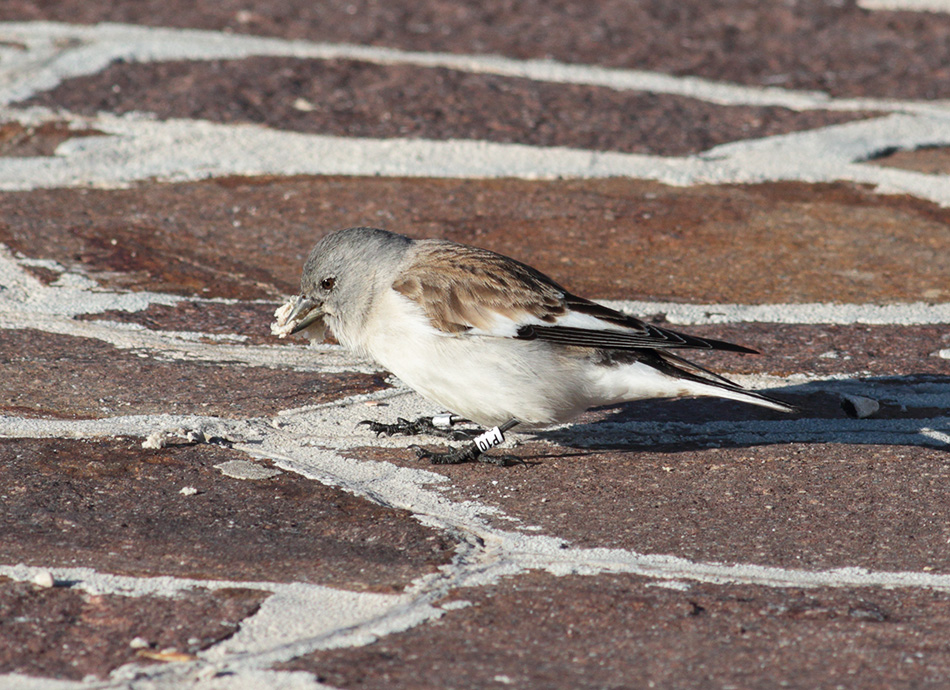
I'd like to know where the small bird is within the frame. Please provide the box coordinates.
[273,227,794,465]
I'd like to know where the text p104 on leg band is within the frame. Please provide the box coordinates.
[474,426,505,452]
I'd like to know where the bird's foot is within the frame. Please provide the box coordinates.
[358,415,474,441]
[409,443,524,467]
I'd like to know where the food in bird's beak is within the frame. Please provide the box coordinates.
[271,296,327,343]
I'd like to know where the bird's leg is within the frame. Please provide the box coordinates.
[358,413,475,441]
[411,419,523,466]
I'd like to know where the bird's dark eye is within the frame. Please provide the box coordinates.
[320,276,335,291]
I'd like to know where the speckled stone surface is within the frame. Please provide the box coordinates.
[4,0,950,98]
[0,438,457,589]
[19,58,877,156]
[0,580,267,680]
[285,571,950,690]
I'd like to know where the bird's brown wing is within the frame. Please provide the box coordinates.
[392,240,756,353]
[392,240,567,334]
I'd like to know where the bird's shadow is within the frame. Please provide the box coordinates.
[529,374,950,453]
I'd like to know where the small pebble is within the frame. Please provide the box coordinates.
[292,97,316,112]
[214,460,281,480]
[32,570,55,588]
[142,432,166,449]
[179,486,199,496]
[841,394,880,419]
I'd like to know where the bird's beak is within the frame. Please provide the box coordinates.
[287,295,324,334]
[271,295,327,342]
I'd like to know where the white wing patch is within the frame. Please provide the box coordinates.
[463,304,632,339]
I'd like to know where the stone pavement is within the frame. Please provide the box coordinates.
[0,2,949,688]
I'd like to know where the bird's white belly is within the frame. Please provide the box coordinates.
[359,294,588,426]
[383,333,588,426]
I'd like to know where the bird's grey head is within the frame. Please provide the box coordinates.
[284,227,413,347]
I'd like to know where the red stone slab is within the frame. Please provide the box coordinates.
[77,301,285,345]
[870,146,950,175]
[0,121,104,157]
[2,1,947,99]
[0,579,266,680]
[284,571,950,690]
[0,329,386,419]
[2,178,947,304]
[352,443,950,574]
[0,438,457,590]
[21,58,876,156]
